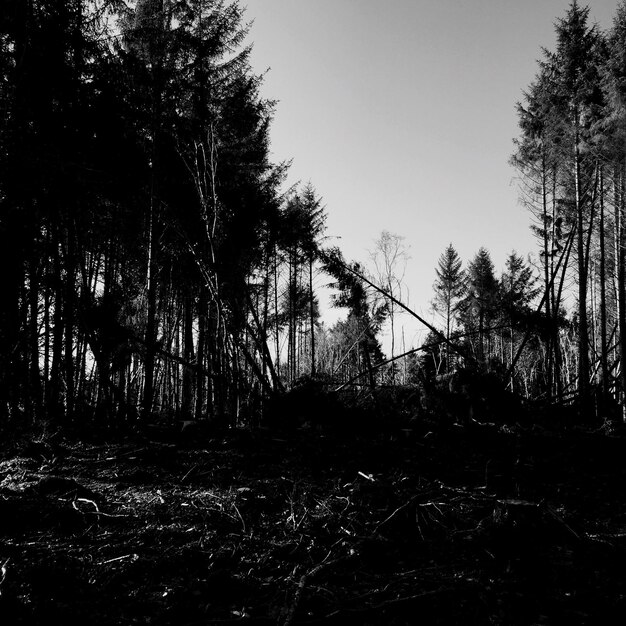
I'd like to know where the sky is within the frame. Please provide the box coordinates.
[243,0,620,352]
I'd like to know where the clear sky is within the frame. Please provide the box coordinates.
[243,0,620,351]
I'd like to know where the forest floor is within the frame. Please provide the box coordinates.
[1,415,626,625]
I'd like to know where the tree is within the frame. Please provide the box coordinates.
[602,0,626,418]
[459,248,498,362]
[276,184,325,383]
[512,71,569,400]
[513,1,609,411]
[323,248,387,391]
[500,252,538,390]
[0,0,294,427]
[547,1,605,410]
[431,244,465,374]
[369,231,409,381]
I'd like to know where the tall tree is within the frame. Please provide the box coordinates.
[369,230,409,381]
[547,1,605,410]
[512,71,568,399]
[602,0,626,418]
[431,244,465,374]
[514,1,608,410]
[279,184,325,382]
[459,247,498,362]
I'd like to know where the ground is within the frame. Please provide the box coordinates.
[1,418,626,625]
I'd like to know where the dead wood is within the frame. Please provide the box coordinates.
[1,426,625,624]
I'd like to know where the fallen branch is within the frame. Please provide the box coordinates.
[320,247,474,366]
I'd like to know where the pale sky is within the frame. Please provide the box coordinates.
[243,0,620,351]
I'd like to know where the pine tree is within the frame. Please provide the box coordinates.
[431,244,465,373]
[548,1,605,410]
[602,1,626,417]
[500,252,538,390]
[277,185,325,382]
[459,248,498,362]
[0,0,294,426]
[512,71,568,399]
[513,1,608,409]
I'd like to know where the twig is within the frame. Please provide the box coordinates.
[72,498,129,518]
[72,497,100,513]
[96,553,138,566]
[232,502,246,533]
[323,587,450,620]
[372,587,449,610]
[544,504,581,542]
[374,495,419,533]
[282,555,350,626]
[93,447,148,464]
[181,464,199,482]
[0,558,9,586]
[434,480,493,500]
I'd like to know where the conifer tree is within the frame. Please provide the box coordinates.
[602,1,626,416]
[0,0,292,425]
[500,252,538,389]
[513,1,608,408]
[431,244,465,373]
[279,185,325,382]
[547,1,605,408]
[459,248,498,362]
[512,71,567,398]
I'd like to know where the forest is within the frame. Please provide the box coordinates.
[2,1,626,624]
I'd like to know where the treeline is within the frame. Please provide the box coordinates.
[3,1,626,429]
[0,0,393,428]
[512,1,626,415]
[427,245,540,394]
[424,1,626,417]
[343,0,626,420]
[0,1,323,426]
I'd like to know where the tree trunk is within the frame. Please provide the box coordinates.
[195,287,206,420]
[274,244,280,379]
[541,159,553,397]
[182,292,195,419]
[599,169,609,412]
[50,244,65,420]
[574,126,590,412]
[28,254,42,422]
[616,166,626,421]
[64,227,76,420]
[551,171,563,401]
[309,251,316,376]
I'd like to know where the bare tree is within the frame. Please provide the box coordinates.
[369,231,409,382]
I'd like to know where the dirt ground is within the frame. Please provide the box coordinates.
[1,418,626,625]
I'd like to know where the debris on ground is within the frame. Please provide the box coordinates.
[1,423,625,624]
